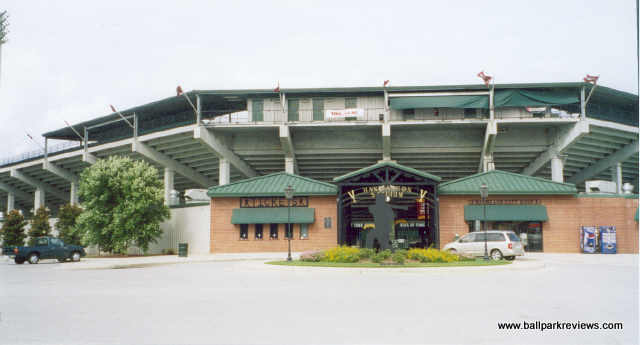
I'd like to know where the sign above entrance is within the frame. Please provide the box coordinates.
[325,108,365,121]
[469,199,541,205]
[240,196,309,208]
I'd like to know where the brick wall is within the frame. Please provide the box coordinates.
[439,195,638,253]
[210,196,338,253]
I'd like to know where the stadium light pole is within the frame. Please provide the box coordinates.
[480,183,489,260]
[284,185,294,261]
[0,11,9,87]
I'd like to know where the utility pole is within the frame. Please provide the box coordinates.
[0,10,8,87]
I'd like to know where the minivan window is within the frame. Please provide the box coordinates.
[487,233,506,242]
[474,233,486,242]
[507,233,521,242]
[460,234,475,243]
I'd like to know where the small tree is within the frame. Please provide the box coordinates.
[1,210,27,246]
[77,156,170,254]
[28,206,51,245]
[56,204,83,245]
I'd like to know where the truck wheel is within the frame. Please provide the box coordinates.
[28,253,40,264]
[57,258,67,263]
[14,257,25,264]
[71,251,81,262]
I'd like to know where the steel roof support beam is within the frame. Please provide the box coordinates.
[43,160,80,205]
[279,125,298,174]
[132,139,212,188]
[478,120,497,172]
[193,126,257,178]
[0,182,31,204]
[567,140,639,185]
[9,169,68,203]
[382,123,391,161]
[521,120,590,176]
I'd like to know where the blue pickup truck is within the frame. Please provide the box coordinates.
[2,236,86,264]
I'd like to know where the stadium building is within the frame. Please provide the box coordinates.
[0,82,638,254]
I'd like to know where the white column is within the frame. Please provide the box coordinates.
[284,157,295,174]
[551,155,564,183]
[164,168,175,206]
[611,163,622,194]
[34,188,45,210]
[7,192,15,211]
[70,182,79,205]
[219,158,230,185]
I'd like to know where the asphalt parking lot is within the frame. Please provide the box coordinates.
[0,253,637,345]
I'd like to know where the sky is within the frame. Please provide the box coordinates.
[0,0,638,159]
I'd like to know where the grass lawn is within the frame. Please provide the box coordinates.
[266,259,511,268]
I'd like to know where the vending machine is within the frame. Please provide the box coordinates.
[580,226,597,254]
[599,226,617,254]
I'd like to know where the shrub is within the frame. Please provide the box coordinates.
[407,248,460,263]
[28,206,51,246]
[371,252,385,263]
[392,252,406,264]
[322,246,360,263]
[1,210,27,246]
[378,249,392,260]
[300,250,323,262]
[358,248,375,260]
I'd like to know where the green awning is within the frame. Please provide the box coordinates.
[389,95,489,109]
[231,207,315,224]
[464,205,548,221]
[494,89,579,107]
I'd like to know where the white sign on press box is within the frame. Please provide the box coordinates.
[325,108,365,121]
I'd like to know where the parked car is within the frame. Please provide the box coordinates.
[442,230,525,260]
[2,236,86,264]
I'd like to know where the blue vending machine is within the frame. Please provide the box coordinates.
[580,226,597,254]
[600,226,617,254]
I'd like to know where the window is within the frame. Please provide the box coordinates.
[312,98,324,121]
[487,233,506,242]
[240,224,248,240]
[464,108,477,118]
[270,223,278,239]
[37,238,48,246]
[299,224,309,239]
[255,224,263,240]
[288,99,299,121]
[285,224,293,239]
[403,108,415,119]
[345,97,357,109]
[474,233,487,242]
[50,238,63,247]
[507,232,521,242]
[252,99,264,121]
[460,233,475,243]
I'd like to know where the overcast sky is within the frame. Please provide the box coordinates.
[0,0,637,158]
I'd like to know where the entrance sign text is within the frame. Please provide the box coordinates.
[469,199,541,205]
[240,196,309,208]
[325,108,365,121]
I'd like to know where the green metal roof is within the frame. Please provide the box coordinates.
[333,161,442,183]
[438,170,577,195]
[231,207,315,224]
[207,172,337,197]
[464,205,549,221]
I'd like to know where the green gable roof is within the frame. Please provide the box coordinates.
[207,172,337,197]
[438,170,577,195]
[333,161,442,183]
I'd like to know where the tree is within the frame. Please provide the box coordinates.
[28,206,51,245]
[1,210,27,246]
[77,156,170,254]
[56,203,83,245]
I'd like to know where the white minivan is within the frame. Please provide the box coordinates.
[442,230,525,260]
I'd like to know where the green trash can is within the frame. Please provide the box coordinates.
[178,243,188,257]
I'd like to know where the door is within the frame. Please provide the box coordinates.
[49,238,66,259]
[526,223,543,252]
[471,232,488,256]
[456,233,476,256]
[34,237,53,259]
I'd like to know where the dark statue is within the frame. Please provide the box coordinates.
[366,194,408,250]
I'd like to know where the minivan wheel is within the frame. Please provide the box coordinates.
[505,256,515,261]
[490,249,503,261]
[447,248,457,254]
[28,253,40,264]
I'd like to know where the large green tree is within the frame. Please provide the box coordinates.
[56,203,83,245]
[77,156,170,253]
[28,206,51,245]
[1,210,27,246]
